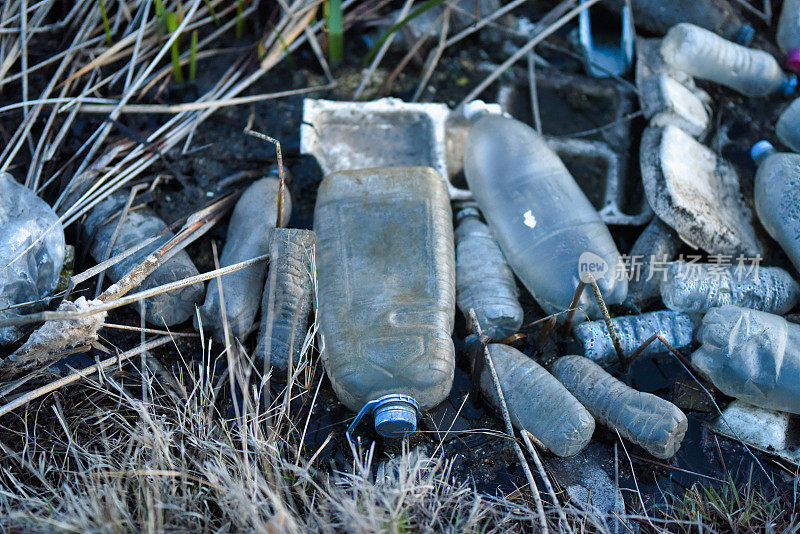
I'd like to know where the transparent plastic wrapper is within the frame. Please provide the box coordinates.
[195,177,291,339]
[0,173,66,345]
[314,167,455,438]
[605,0,753,44]
[255,228,315,379]
[83,191,203,326]
[479,343,594,457]
[464,115,627,319]
[552,355,688,458]
[751,142,800,274]
[661,23,795,97]
[624,218,681,309]
[692,305,800,414]
[455,207,522,340]
[778,0,800,70]
[776,98,800,152]
[574,310,695,366]
[661,262,800,315]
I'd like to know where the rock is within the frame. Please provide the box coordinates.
[640,125,762,257]
[0,173,66,345]
[713,401,795,452]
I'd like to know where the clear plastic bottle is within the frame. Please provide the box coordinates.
[255,228,315,379]
[606,0,754,44]
[314,167,455,438]
[751,141,800,274]
[0,173,66,345]
[552,355,689,458]
[776,99,800,152]
[624,218,681,309]
[574,310,695,366]
[195,177,291,340]
[661,23,796,97]
[778,0,800,71]
[661,262,800,315]
[84,191,203,326]
[455,207,523,340]
[692,305,800,414]
[480,343,595,457]
[464,115,627,319]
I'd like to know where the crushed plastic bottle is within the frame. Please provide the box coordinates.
[776,99,800,152]
[661,262,800,315]
[454,207,523,340]
[552,355,689,458]
[314,167,455,439]
[574,310,695,366]
[255,228,315,379]
[751,141,800,274]
[778,0,800,71]
[605,0,754,44]
[0,173,66,345]
[83,191,203,326]
[479,343,594,457]
[195,176,291,339]
[692,305,800,414]
[624,218,681,309]
[464,115,627,319]
[661,23,796,97]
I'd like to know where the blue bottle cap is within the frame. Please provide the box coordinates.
[346,394,421,442]
[750,140,775,164]
[782,74,798,95]
[735,25,755,46]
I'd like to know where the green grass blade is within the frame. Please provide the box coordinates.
[166,12,184,84]
[189,30,198,82]
[202,0,220,25]
[325,0,343,64]
[98,0,112,44]
[235,0,244,39]
[364,0,448,64]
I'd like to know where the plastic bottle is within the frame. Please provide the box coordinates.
[552,355,688,458]
[195,176,291,340]
[692,305,800,414]
[751,141,800,274]
[661,262,800,315]
[83,191,203,326]
[661,23,796,97]
[624,218,681,309]
[255,228,315,379]
[455,207,523,340]
[479,343,595,457]
[605,0,754,44]
[776,98,800,152]
[464,115,627,319]
[0,173,66,345]
[314,167,455,439]
[778,0,800,71]
[574,310,695,366]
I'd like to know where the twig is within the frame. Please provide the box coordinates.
[243,128,286,228]
[412,6,450,102]
[562,281,586,334]
[522,430,571,533]
[528,50,542,134]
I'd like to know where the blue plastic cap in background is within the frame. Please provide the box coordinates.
[782,74,798,95]
[735,25,755,46]
[750,140,776,165]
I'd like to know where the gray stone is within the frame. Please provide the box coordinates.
[712,401,800,464]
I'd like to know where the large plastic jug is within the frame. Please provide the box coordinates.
[314,167,456,438]
[661,23,795,97]
[751,141,800,274]
[464,115,627,319]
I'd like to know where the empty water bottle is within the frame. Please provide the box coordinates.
[574,310,695,366]
[0,173,66,345]
[84,191,203,326]
[479,343,595,457]
[195,176,291,339]
[661,23,796,97]
[751,141,800,274]
[455,207,523,340]
[464,115,627,319]
[255,228,315,379]
[552,355,689,458]
[315,167,455,439]
[624,218,681,309]
[776,99,800,152]
[606,0,754,44]
[692,305,800,414]
[661,262,800,315]
[778,0,800,71]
